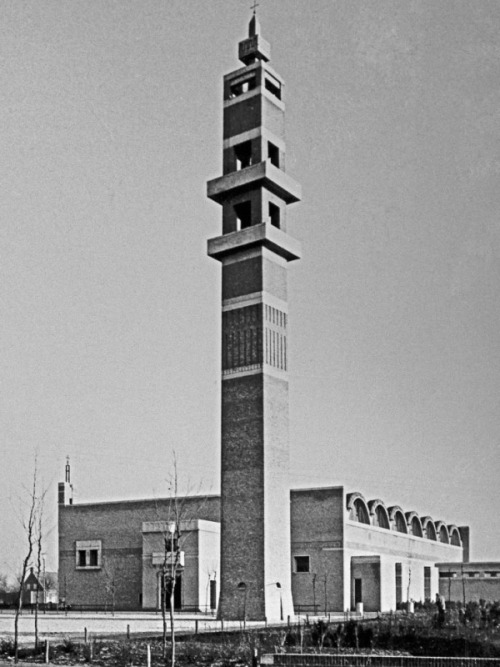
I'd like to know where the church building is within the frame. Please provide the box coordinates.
[58,16,468,619]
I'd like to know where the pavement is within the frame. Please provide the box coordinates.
[0,610,364,645]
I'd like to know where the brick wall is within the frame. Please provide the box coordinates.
[290,487,345,613]
[58,495,220,610]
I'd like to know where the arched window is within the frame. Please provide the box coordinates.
[368,500,390,529]
[406,512,423,537]
[346,493,370,524]
[351,499,370,524]
[422,517,437,541]
[448,525,462,547]
[435,521,449,544]
[389,506,408,534]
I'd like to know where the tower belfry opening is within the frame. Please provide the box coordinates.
[207,15,302,621]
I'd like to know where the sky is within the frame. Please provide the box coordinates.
[1,0,499,576]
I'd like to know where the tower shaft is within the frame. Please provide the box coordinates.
[207,19,301,620]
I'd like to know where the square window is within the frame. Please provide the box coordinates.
[76,540,101,569]
[294,555,310,573]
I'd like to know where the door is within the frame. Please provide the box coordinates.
[158,573,182,611]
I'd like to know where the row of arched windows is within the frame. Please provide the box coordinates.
[346,492,462,546]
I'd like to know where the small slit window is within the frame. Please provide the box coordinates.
[234,201,252,230]
[269,202,280,228]
[230,75,256,98]
[234,141,253,170]
[268,142,280,167]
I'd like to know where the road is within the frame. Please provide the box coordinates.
[0,610,290,644]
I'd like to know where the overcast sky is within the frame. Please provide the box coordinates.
[1,0,499,575]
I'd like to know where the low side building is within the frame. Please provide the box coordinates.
[437,561,500,604]
[58,495,220,611]
[291,487,466,613]
[58,476,467,614]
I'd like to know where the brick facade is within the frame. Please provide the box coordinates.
[58,496,220,610]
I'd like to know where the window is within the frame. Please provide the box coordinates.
[234,201,252,229]
[424,566,431,601]
[76,540,102,569]
[394,512,407,533]
[294,555,310,573]
[349,498,370,524]
[268,142,279,167]
[269,202,280,228]
[234,141,253,170]
[354,578,362,605]
[230,75,256,98]
[395,563,402,605]
[265,76,281,100]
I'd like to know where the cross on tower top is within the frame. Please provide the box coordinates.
[250,1,259,15]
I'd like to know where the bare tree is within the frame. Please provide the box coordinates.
[13,465,39,662]
[153,454,208,667]
[34,505,44,651]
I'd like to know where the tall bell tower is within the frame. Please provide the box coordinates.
[207,13,301,621]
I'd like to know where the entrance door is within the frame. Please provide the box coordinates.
[158,573,182,611]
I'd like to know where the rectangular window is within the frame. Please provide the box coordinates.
[234,201,252,229]
[395,563,402,605]
[230,75,256,98]
[354,578,362,605]
[234,141,253,170]
[294,555,310,573]
[210,580,217,610]
[424,566,431,601]
[269,202,280,228]
[76,540,102,569]
[265,76,281,100]
[268,142,280,167]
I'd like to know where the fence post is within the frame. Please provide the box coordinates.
[195,619,198,635]
[127,624,130,640]
[84,627,88,643]
[147,644,151,667]
[45,639,49,664]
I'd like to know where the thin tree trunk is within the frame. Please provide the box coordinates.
[169,582,175,667]
[35,512,43,652]
[14,468,38,663]
[161,573,167,659]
